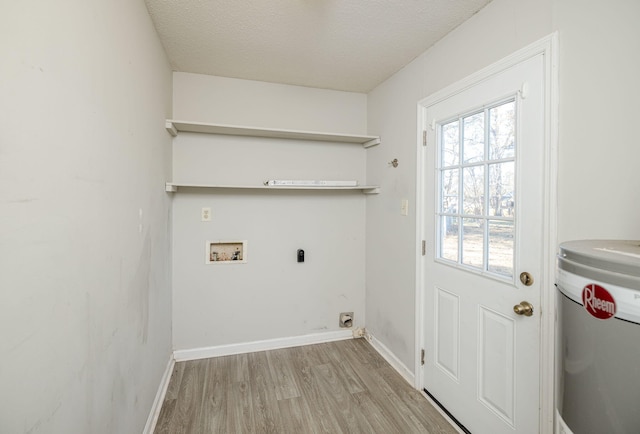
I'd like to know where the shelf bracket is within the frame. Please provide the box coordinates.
[363,137,381,148]
[165,183,178,193]
[165,121,178,137]
[362,187,381,195]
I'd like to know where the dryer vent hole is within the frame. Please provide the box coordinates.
[339,312,353,328]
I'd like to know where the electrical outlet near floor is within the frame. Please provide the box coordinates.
[201,207,211,221]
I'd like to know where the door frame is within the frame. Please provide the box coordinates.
[414,33,559,434]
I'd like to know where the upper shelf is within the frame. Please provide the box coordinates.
[165,120,381,148]
[165,182,380,195]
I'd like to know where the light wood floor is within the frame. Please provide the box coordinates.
[154,338,458,433]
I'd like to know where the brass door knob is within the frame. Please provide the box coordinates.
[513,301,534,316]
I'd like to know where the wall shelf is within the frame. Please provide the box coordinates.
[165,120,381,148]
[165,182,380,195]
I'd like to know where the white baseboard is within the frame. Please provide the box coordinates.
[173,330,354,362]
[143,355,175,434]
[366,332,415,386]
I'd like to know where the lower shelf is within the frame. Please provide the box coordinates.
[165,182,380,195]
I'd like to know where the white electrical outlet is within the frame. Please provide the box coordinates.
[401,199,409,216]
[201,207,211,222]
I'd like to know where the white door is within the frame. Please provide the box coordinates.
[421,54,545,434]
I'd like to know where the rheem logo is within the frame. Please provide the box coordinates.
[582,284,616,320]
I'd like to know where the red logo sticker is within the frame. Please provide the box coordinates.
[582,284,616,320]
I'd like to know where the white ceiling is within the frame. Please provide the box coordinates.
[144,0,493,93]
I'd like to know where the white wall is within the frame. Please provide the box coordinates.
[171,73,368,351]
[173,73,367,133]
[365,0,553,372]
[0,1,172,433]
[554,0,640,241]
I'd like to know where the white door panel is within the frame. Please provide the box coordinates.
[478,306,515,425]
[435,287,460,380]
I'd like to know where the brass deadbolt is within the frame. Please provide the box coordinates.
[519,271,534,286]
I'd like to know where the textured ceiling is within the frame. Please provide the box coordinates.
[145,0,493,93]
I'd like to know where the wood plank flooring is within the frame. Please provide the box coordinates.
[154,338,457,433]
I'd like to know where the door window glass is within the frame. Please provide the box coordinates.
[437,99,516,279]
